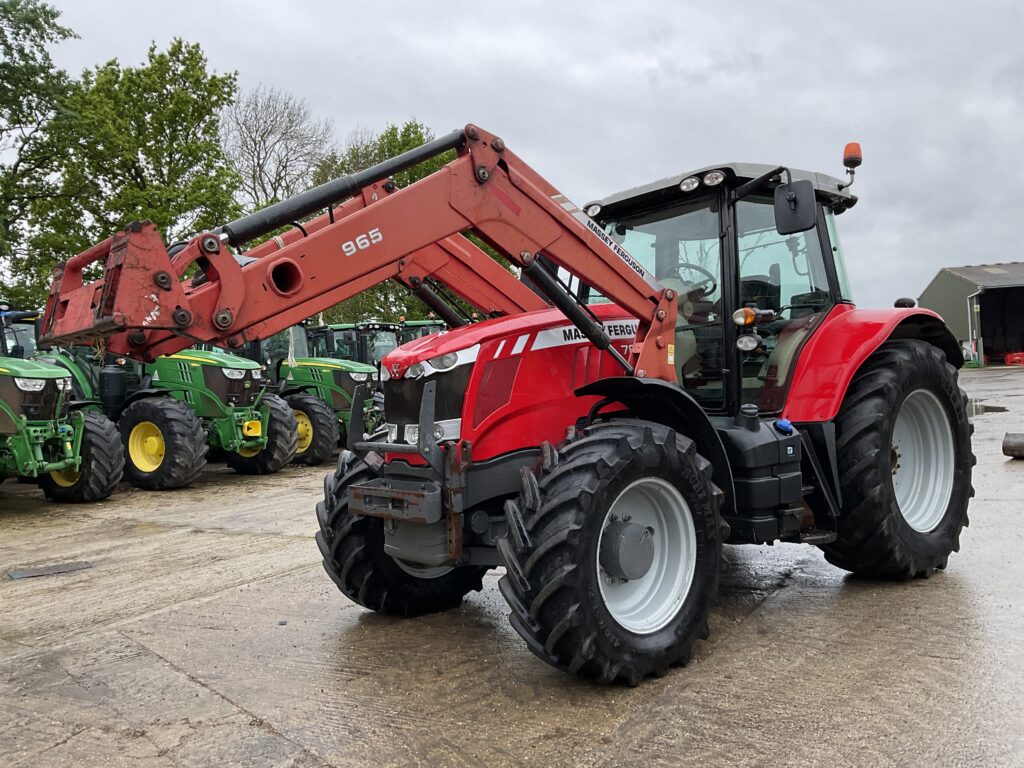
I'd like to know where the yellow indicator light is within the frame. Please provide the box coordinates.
[243,420,262,437]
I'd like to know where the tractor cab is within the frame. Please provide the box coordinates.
[581,160,857,415]
[0,306,40,360]
[310,321,401,366]
[398,318,447,345]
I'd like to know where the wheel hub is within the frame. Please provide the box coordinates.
[599,521,655,581]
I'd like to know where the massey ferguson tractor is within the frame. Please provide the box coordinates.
[40,126,972,685]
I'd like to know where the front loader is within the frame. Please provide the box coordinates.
[0,306,123,502]
[39,126,972,685]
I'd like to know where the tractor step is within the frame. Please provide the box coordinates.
[798,529,838,545]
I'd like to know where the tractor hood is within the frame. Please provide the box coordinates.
[380,303,636,380]
[165,349,260,370]
[0,356,72,379]
[284,357,376,373]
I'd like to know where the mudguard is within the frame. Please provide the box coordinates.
[782,304,962,423]
[576,377,736,516]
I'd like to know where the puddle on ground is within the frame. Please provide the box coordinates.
[968,399,1008,416]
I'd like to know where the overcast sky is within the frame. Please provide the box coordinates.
[48,0,1024,309]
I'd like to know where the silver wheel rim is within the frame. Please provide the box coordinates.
[891,389,955,533]
[393,559,453,579]
[597,477,697,635]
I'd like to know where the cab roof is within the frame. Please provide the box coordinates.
[588,162,857,214]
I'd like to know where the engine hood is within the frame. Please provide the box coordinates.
[380,303,637,379]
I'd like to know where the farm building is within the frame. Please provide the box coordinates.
[918,262,1024,365]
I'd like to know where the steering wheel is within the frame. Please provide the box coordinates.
[668,262,717,296]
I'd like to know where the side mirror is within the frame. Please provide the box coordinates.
[10,344,25,359]
[774,179,818,235]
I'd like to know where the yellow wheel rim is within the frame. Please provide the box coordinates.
[237,445,262,458]
[294,411,313,454]
[50,467,81,488]
[128,420,165,473]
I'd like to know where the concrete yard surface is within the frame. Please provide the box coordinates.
[2,366,1023,767]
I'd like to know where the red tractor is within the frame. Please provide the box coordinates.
[41,127,972,685]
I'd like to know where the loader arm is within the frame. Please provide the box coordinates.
[41,124,677,381]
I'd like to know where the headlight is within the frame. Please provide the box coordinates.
[405,362,425,379]
[386,423,399,442]
[703,170,726,186]
[14,377,46,392]
[679,176,700,192]
[427,352,458,371]
[251,368,262,380]
[349,372,369,382]
[585,203,602,217]
[380,367,391,382]
[222,368,247,379]
[55,377,72,391]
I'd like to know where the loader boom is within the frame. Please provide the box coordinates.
[41,124,678,381]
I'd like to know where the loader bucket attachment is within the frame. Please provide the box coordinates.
[40,221,190,347]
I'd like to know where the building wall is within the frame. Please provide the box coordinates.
[918,271,978,341]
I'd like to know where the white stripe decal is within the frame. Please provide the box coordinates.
[510,334,529,355]
[532,320,639,352]
[494,339,506,357]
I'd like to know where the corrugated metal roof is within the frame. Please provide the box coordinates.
[943,262,1024,288]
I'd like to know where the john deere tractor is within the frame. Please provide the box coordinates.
[234,324,377,465]
[307,320,402,367]
[37,345,297,489]
[398,318,446,344]
[1,306,123,502]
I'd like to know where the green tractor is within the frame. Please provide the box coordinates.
[0,306,123,502]
[36,344,297,490]
[235,324,378,465]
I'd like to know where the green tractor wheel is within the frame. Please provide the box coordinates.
[119,398,207,490]
[285,393,338,466]
[225,394,298,475]
[39,411,125,503]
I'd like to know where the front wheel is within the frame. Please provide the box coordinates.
[315,453,486,616]
[226,394,298,475]
[285,393,338,466]
[40,411,125,502]
[498,420,724,685]
[118,398,207,490]
[822,340,974,578]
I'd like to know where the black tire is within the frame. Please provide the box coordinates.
[118,398,207,490]
[821,340,974,579]
[315,452,486,616]
[40,411,125,502]
[226,394,297,475]
[498,420,724,685]
[285,393,338,466]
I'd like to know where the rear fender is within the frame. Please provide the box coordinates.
[782,306,962,423]
[576,377,736,517]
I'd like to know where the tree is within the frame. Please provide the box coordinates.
[312,120,457,323]
[0,0,74,307]
[221,85,334,212]
[18,39,241,305]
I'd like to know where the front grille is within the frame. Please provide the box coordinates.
[0,377,68,430]
[204,367,261,407]
[384,365,472,431]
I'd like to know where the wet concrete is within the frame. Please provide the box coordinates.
[2,367,1023,767]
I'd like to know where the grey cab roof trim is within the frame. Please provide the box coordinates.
[588,162,857,212]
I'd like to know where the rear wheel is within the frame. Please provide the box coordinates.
[822,340,973,578]
[285,393,338,466]
[118,398,207,490]
[40,411,124,502]
[498,420,723,685]
[315,453,486,616]
[226,394,297,475]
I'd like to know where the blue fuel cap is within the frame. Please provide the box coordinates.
[773,419,794,435]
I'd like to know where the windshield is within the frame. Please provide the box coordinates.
[367,330,398,363]
[400,323,444,344]
[600,196,726,407]
[2,321,37,358]
[264,325,309,363]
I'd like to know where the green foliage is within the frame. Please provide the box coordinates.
[312,121,458,325]
[0,0,74,308]
[19,39,241,305]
